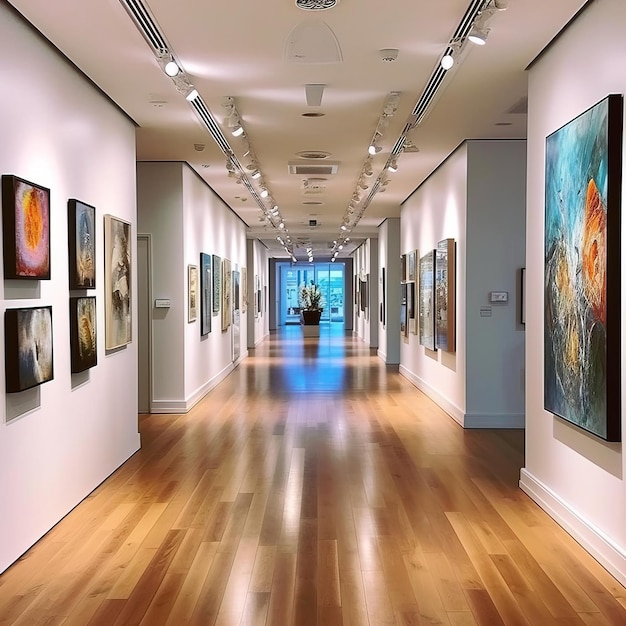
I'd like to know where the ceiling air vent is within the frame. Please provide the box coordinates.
[289,160,339,175]
[296,150,331,159]
[295,0,340,11]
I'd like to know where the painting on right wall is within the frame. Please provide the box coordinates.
[544,94,623,442]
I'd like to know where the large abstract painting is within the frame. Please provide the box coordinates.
[200,254,211,335]
[104,214,131,350]
[435,238,456,352]
[2,175,50,279]
[69,297,97,373]
[68,199,96,289]
[5,306,54,392]
[544,94,623,441]
[419,251,435,350]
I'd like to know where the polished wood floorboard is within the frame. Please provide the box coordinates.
[1,326,625,625]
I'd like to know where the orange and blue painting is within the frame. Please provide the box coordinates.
[2,176,50,279]
[544,95,622,441]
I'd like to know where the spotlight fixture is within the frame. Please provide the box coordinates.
[441,54,454,70]
[231,124,244,137]
[164,60,180,77]
[368,144,382,156]
[185,88,199,102]
[468,25,489,45]
[388,158,398,173]
[279,221,285,229]
[260,188,269,199]
[340,224,348,231]
[251,170,261,180]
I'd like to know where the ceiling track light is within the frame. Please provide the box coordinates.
[231,124,244,137]
[388,158,398,173]
[441,54,455,70]
[468,25,489,45]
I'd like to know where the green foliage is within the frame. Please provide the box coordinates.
[299,280,324,311]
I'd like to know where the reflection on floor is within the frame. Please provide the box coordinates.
[1,327,625,625]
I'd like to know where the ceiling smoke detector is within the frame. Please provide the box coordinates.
[379,48,399,62]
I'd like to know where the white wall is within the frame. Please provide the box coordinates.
[465,140,526,427]
[400,141,526,428]
[522,0,626,586]
[0,5,140,573]
[248,239,269,346]
[400,146,468,423]
[137,162,249,413]
[378,218,401,364]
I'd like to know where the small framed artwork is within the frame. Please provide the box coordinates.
[435,238,456,352]
[419,250,436,351]
[69,297,97,373]
[2,175,51,279]
[521,267,526,325]
[5,306,54,392]
[400,254,407,283]
[188,264,198,323]
[104,214,131,350]
[212,255,222,314]
[407,250,416,282]
[200,254,211,335]
[222,258,232,331]
[241,267,247,314]
[68,199,96,289]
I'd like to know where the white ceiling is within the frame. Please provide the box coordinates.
[9,0,587,258]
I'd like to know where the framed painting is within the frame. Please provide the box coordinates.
[200,254,211,334]
[407,250,416,282]
[400,254,407,284]
[360,278,367,312]
[233,270,240,312]
[400,282,407,338]
[212,255,222,314]
[435,238,456,352]
[5,306,54,392]
[419,250,435,350]
[241,267,247,313]
[188,264,198,323]
[521,267,526,326]
[68,199,95,289]
[104,214,131,350]
[407,281,416,335]
[69,297,97,373]
[222,258,232,331]
[544,94,623,441]
[381,267,386,327]
[2,175,50,279]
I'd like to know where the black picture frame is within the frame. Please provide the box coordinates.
[2,175,51,280]
[200,253,212,336]
[69,296,97,373]
[5,306,54,392]
[68,199,96,289]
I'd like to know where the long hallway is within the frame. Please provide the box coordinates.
[1,328,625,625]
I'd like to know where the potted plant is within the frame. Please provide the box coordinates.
[299,280,324,325]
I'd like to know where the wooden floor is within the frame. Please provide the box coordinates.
[1,326,625,625]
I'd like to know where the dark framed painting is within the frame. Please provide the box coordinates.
[69,297,97,373]
[381,267,386,327]
[407,280,416,335]
[359,278,367,312]
[400,254,407,284]
[5,306,54,392]
[68,199,95,289]
[419,250,435,350]
[222,258,232,331]
[435,238,456,352]
[521,267,526,326]
[212,254,222,314]
[2,175,50,279]
[104,214,131,350]
[544,94,623,442]
[400,282,407,338]
[188,264,198,323]
[199,254,211,335]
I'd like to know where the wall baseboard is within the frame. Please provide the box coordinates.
[377,349,387,362]
[399,365,465,426]
[464,412,525,429]
[151,361,238,414]
[520,468,626,588]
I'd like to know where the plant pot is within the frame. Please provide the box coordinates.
[300,310,322,325]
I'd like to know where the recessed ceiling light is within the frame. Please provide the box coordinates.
[301,112,326,118]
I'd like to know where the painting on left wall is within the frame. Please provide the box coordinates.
[5,306,54,392]
[2,175,50,279]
